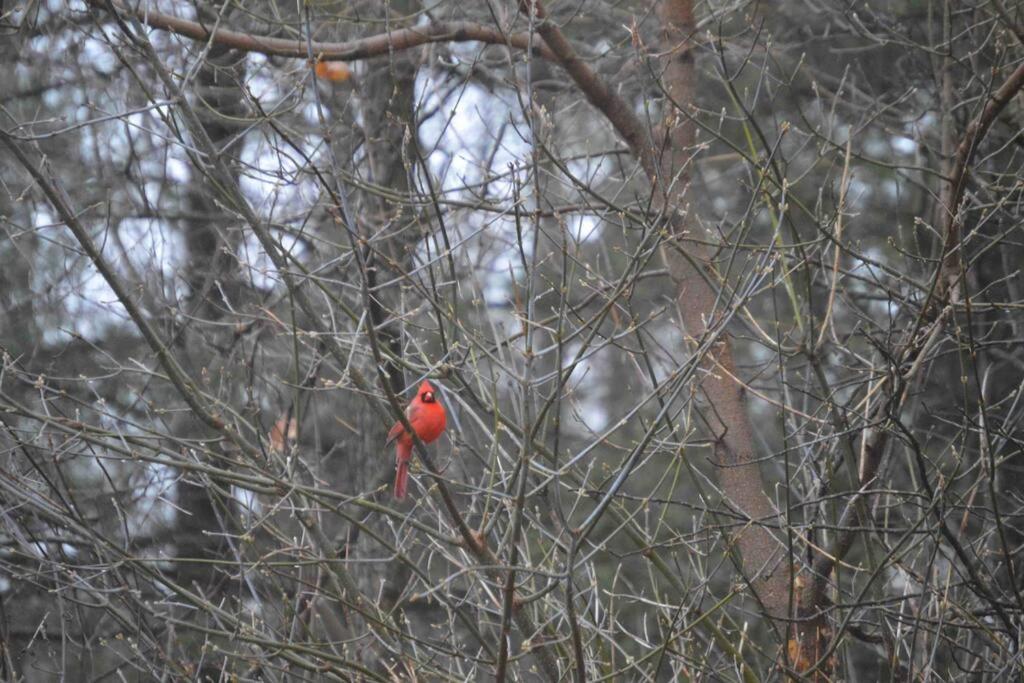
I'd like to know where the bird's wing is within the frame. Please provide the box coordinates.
[385,402,421,446]
[385,420,404,447]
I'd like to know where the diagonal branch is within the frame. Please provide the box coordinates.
[795,59,1024,679]
[811,59,1024,594]
[520,0,792,636]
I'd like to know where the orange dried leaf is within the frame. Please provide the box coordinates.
[315,61,352,82]
[269,416,298,454]
[786,638,812,672]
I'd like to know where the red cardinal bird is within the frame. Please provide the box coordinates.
[385,381,447,500]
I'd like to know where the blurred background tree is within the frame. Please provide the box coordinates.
[2,0,1023,680]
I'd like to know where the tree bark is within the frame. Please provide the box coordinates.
[654,0,790,632]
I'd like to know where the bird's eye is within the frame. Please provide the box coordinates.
[422,391,434,403]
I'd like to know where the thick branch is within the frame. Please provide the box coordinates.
[522,0,653,175]
[86,0,555,62]
[939,61,1024,284]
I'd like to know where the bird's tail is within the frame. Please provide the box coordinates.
[394,441,412,500]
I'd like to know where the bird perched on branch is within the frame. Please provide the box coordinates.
[385,381,447,500]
